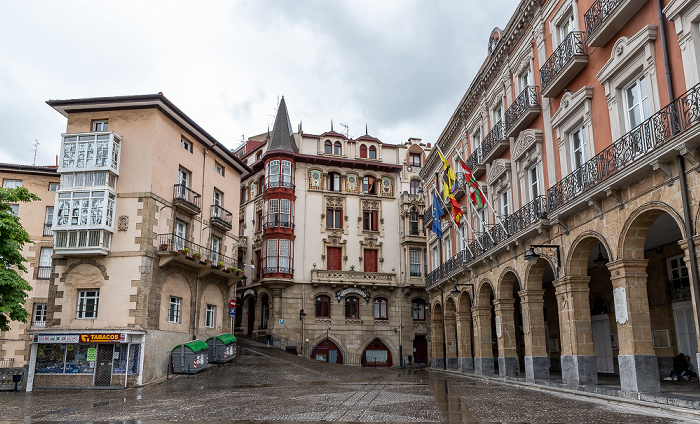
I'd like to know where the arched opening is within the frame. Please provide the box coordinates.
[324,140,332,154]
[260,294,270,330]
[431,302,444,368]
[333,140,342,155]
[523,258,558,381]
[456,291,474,372]
[473,282,497,375]
[496,271,525,377]
[360,144,367,158]
[368,145,377,159]
[445,297,458,370]
[362,339,392,367]
[311,339,344,364]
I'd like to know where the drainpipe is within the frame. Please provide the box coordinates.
[440,286,447,370]
[657,0,674,102]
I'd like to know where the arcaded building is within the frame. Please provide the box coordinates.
[234,98,430,366]
[422,0,700,396]
[24,94,249,390]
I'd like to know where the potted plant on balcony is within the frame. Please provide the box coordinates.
[349,265,355,271]
[192,252,202,261]
[204,257,212,265]
[160,243,168,251]
[227,266,235,273]
[216,260,224,269]
[182,248,191,257]
[234,268,243,276]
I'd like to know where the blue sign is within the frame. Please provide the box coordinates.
[229,307,236,317]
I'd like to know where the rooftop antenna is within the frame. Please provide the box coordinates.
[331,120,334,132]
[339,123,349,138]
[365,124,368,136]
[31,139,39,165]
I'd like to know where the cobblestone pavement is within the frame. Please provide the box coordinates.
[0,342,697,423]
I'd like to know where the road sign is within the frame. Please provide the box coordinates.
[230,299,237,308]
[230,307,236,317]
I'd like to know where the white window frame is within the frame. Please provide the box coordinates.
[205,304,216,328]
[623,74,650,132]
[667,255,689,282]
[77,290,99,319]
[92,120,108,131]
[49,182,59,192]
[214,163,224,176]
[3,180,22,188]
[180,137,192,152]
[10,204,18,216]
[178,168,190,187]
[500,190,509,218]
[210,236,221,263]
[529,165,539,201]
[168,296,181,323]
[444,235,452,259]
[570,125,588,170]
[33,303,47,326]
[174,220,187,251]
[410,249,421,276]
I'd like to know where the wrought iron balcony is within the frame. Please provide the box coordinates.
[482,120,509,163]
[173,184,201,214]
[505,86,541,137]
[425,195,548,287]
[262,220,295,231]
[453,172,466,200]
[263,266,294,276]
[540,31,588,98]
[43,223,53,237]
[424,208,433,228]
[584,0,646,47]
[264,181,295,191]
[156,233,238,277]
[37,266,51,280]
[465,147,486,178]
[210,204,233,231]
[547,82,700,214]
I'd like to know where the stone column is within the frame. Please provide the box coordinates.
[270,288,283,333]
[494,299,519,377]
[431,312,445,369]
[607,259,660,394]
[519,289,549,380]
[456,310,474,372]
[679,236,700,369]
[472,305,494,375]
[553,276,597,387]
[444,309,458,370]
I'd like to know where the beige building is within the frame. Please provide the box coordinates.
[0,164,59,374]
[422,0,700,397]
[24,94,249,390]
[234,98,431,366]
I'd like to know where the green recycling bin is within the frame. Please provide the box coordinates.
[171,340,209,374]
[206,333,237,364]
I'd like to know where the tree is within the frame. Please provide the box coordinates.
[0,186,40,331]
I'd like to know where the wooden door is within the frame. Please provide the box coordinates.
[327,247,342,270]
[591,314,614,373]
[364,249,377,272]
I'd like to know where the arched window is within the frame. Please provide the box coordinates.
[409,212,419,235]
[359,144,367,158]
[334,141,342,155]
[324,140,332,154]
[412,299,426,320]
[328,172,341,192]
[373,298,388,319]
[410,179,421,195]
[345,296,359,319]
[368,146,377,159]
[315,295,330,318]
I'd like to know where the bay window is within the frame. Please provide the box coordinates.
[266,159,294,188]
[265,238,293,274]
[410,249,421,276]
[60,133,120,172]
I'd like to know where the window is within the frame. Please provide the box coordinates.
[265,238,293,273]
[45,206,54,235]
[281,161,292,186]
[345,296,359,319]
[362,176,376,195]
[205,304,216,328]
[9,204,18,216]
[668,256,689,282]
[571,126,587,170]
[500,190,509,218]
[472,131,481,153]
[327,247,342,270]
[267,160,293,188]
[178,168,190,188]
[214,162,224,176]
[364,249,378,272]
[368,146,377,159]
[49,182,59,192]
[410,249,421,276]
[268,160,280,186]
[240,187,247,203]
[279,239,291,271]
[529,165,539,200]
[324,140,332,154]
[3,180,22,188]
[444,235,452,258]
[326,208,342,229]
[360,144,367,158]
[374,298,388,319]
[333,141,342,155]
[328,172,341,192]
[92,120,108,131]
[624,75,650,131]
[559,12,575,41]
[363,211,378,231]
[174,220,187,251]
[315,295,330,318]
[256,211,263,232]
[61,133,118,169]
[33,303,47,326]
[210,236,221,263]
[38,247,52,279]
[412,299,426,320]
[257,176,264,195]
[60,172,113,189]
[410,179,421,195]
[409,212,419,235]
[431,245,439,270]
[56,191,115,227]
[267,199,279,226]
[280,199,291,227]
[168,296,181,323]
[519,67,533,92]
[213,189,222,209]
[493,102,503,124]
[479,209,487,234]
[409,153,422,167]
[180,137,192,152]
[256,150,262,161]
[77,290,99,319]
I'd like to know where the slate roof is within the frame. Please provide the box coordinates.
[266,97,298,154]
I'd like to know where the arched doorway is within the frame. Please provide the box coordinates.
[523,257,558,381]
[473,281,497,375]
[311,339,344,364]
[496,270,524,377]
[362,339,392,367]
[246,296,256,337]
[456,290,474,372]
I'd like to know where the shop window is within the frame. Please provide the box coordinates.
[77,290,99,319]
[345,296,359,319]
[373,298,388,319]
[316,295,330,318]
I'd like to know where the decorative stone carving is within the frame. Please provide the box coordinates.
[512,129,543,162]
[326,196,344,209]
[362,199,380,212]
[118,215,128,231]
[255,199,263,212]
[487,159,510,186]
[335,287,371,302]
[346,174,359,193]
[381,177,393,196]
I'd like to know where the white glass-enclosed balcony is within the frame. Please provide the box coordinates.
[53,190,115,255]
[59,132,121,175]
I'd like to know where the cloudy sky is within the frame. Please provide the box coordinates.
[0,0,519,166]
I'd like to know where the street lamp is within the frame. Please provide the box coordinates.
[450,283,475,306]
[524,244,561,278]
[299,309,306,320]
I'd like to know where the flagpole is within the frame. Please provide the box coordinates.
[431,186,473,257]
[453,149,509,236]
[468,199,494,245]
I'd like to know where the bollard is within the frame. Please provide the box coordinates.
[187,364,190,379]
[167,362,170,380]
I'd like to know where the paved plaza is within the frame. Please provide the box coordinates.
[1,340,698,423]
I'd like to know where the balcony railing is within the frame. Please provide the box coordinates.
[37,266,51,280]
[43,223,53,237]
[465,147,485,177]
[210,205,233,231]
[31,321,46,328]
[584,0,623,39]
[548,82,700,213]
[424,208,433,228]
[262,220,295,231]
[264,181,295,191]
[540,31,587,96]
[173,184,202,214]
[584,0,644,47]
[481,120,508,163]
[505,86,540,136]
[670,277,691,303]
[425,195,548,287]
[311,269,396,285]
[157,233,236,267]
[263,266,294,275]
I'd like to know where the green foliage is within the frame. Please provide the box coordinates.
[0,187,40,331]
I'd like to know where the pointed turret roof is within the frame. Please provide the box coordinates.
[267,96,298,154]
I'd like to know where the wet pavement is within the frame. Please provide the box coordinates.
[0,340,698,423]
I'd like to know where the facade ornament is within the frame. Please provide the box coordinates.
[335,287,371,302]
[118,215,128,231]
[326,196,344,209]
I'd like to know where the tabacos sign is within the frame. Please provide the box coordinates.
[80,333,124,343]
